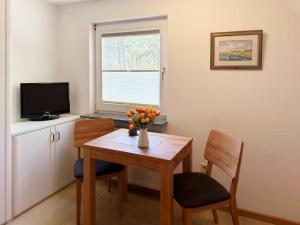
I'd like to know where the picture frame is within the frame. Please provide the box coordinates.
[210,30,263,70]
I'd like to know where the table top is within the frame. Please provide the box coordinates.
[83,129,193,162]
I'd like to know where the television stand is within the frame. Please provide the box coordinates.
[29,114,60,121]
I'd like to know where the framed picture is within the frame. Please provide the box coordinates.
[210,30,263,70]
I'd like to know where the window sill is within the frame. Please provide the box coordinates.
[80,111,168,133]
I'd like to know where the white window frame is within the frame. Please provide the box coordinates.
[95,17,167,115]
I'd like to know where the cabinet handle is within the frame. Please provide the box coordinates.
[50,133,55,143]
[56,131,61,141]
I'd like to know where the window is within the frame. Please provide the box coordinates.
[95,17,167,114]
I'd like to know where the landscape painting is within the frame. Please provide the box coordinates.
[210,30,263,69]
[219,40,252,61]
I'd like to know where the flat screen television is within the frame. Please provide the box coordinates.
[21,82,70,121]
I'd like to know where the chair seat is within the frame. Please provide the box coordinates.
[174,172,230,208]
[74,159,124,179]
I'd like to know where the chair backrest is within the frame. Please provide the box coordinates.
[74,118,115,149]
[204,129,243,179]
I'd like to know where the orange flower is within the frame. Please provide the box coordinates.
[146,107,152,113]
[148,113,153,119]
[126,111,133,117]
[127,106,159,129]
[136,107,145,113]
[129,124,135,129]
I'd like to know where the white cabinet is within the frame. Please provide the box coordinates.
[54,122,76,191]
[12,116,79,216]
[13,128,53,216]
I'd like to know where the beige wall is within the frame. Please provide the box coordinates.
[57,0,300,221]
[0,0,6,223]
[10,0,60,121]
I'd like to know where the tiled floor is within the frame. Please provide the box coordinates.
[7,181,271,225]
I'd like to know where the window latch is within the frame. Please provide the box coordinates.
[162,67,166,80]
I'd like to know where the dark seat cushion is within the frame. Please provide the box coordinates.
[74,159,124,179]
[174,172,230,208]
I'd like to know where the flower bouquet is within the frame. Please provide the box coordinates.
[127,107,160,147]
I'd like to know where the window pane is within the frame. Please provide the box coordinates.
[101,31,161,106]
[102,32,160,70]
[102,71,160,105]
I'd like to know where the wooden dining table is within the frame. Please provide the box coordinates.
[83,128,193,225]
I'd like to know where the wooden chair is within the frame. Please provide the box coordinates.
[174,129,244,225]
[73,118,127,225]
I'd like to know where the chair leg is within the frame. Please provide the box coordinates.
[229,199,240,225]
[183,208,192,225]
[76,180,81,225]
[212,209,219,223]
[117,173,125,217]
[107,177,112,192]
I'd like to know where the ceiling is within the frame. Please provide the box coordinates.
[45,0,94,5]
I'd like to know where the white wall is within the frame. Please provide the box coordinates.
[58,0,300,222]
[10,0,60,121]
[0,0,6,223]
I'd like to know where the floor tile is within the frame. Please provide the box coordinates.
[7,182,268,225]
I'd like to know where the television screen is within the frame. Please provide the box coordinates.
[21,82,70,118]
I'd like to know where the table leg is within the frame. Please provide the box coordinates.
[83,149,96,225]
[160,163,173,225]
[183,141,192,173]
[123,166,128,203]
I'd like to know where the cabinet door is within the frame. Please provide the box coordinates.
[13,127,53,216]
[54,121,76,191]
